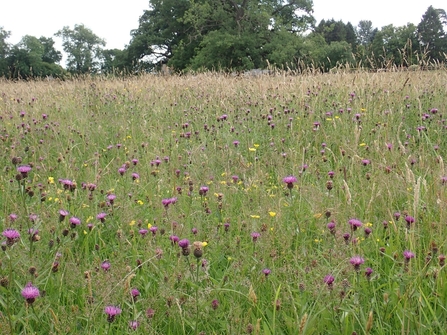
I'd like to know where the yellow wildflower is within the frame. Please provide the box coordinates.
[268,211,276,217]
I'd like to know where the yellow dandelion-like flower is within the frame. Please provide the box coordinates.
[249,147,256,152]
[86,216,93,223]
[359,143,367,147]
[137,200,144,205]
[221,172,227,177]
[48,177,54,184]
[202,241,208,247]
[253,144,260,148]
[270,227,274,232]
[313,213,322,219]
[84,230,87,235]
[335,116,340,119]
[269,211,276,217]
[129,220,136,226]
[326,118,332,121]
[127,135,132,139]
[227,257,232,261]
[220,181,227,185]
[147,223,152,229]
[82,204,89,208]
[54,198,59,202]
[48,197,53,201]
[365,222,373,227]
[250,215,260,219]
[361,108,366,112]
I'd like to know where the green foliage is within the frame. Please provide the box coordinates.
[7,35,65,79]
[128,0,314,71]
[417,5,447,60]
[0,27,11,76]
[55,24,106,74]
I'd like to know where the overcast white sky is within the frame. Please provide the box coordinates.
[1,0,445,62]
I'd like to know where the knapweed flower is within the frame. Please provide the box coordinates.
[131,172,140,180]
[349,256,365,271]
[404,215,415,228]
[3,228,20,246]
[403,250,415,262]
[199,186,209,196]
[262,268,271,277]
[394,212,401,220]
[59,178,76,191]
[96,212,107,223]
[162,197,177,208]
[169,235,179,244]
[107,194,116,204]
[59,210,69,222]
[129,320,140,331]
[327,221,336,234]
[131,288,140,301]
[283,175,297,189]
[365,267,373,279]
[211,299,219,310]
[149,226,158,235]
[17,165,32,177]
[9,213,18,222]
[104,305,121,323]
[361,159,371,166]
[146,308,155,319]
[251,232,261,242]
[69,217,81,228]
[179,239,190,256]
[323,274,335,288]
[139,229,148,236]
[21,282,40,304]
[348,219,362,231]
[101,260,111,271]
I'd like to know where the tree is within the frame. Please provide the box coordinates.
[0,27,11,76]
[55,24,106,74]
[417,6,447,61]
[7,35,65,79]
[100,48,131,74]
[128,0,314,71]
[356,20,377,46]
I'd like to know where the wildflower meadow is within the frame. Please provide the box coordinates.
[1,69,447,334]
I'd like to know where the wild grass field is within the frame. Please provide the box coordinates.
[1,69,447,334]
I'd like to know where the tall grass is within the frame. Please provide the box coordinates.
[0,69,447,334]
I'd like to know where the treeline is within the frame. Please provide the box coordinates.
[0,3,446,78]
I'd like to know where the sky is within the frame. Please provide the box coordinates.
[0,0,446,64]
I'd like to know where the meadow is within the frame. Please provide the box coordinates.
[0,69,447,334]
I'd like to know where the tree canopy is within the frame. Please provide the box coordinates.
[0,5,446,78]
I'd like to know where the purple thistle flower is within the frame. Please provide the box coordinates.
[251,232,261,242]
[146,308,155,319]
[17,165,32,177]
[361,159,370,166]
[69,217,81,227]
[139,229,148,236]
[107,194,116,204]
[101,260,111,271]
[191,227,198,235]
[169,235,179,244]
[365,267,373,279]
[343,233,351,244]
[59,209,69,222]
[3,228,20,246]
[233,140,240,147]
[404,215,415,228]
[403,250,415,262]
[323,274,335,287]
[9,213,18,222]
[149,226,158,235]
[211,299,219,310]
[348,219,362,231]
[118,167,126,175]
[283,175,297,189]
[178,239,190,249]
[129,320,140,330]
[262,268,271,276]
[327,221,336,234]
[349,256,365,271]
[96,212,107,222]
[21,282,40,304]
[104,305,121,323]
[199,186,209,196]
[394,212,401,221]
